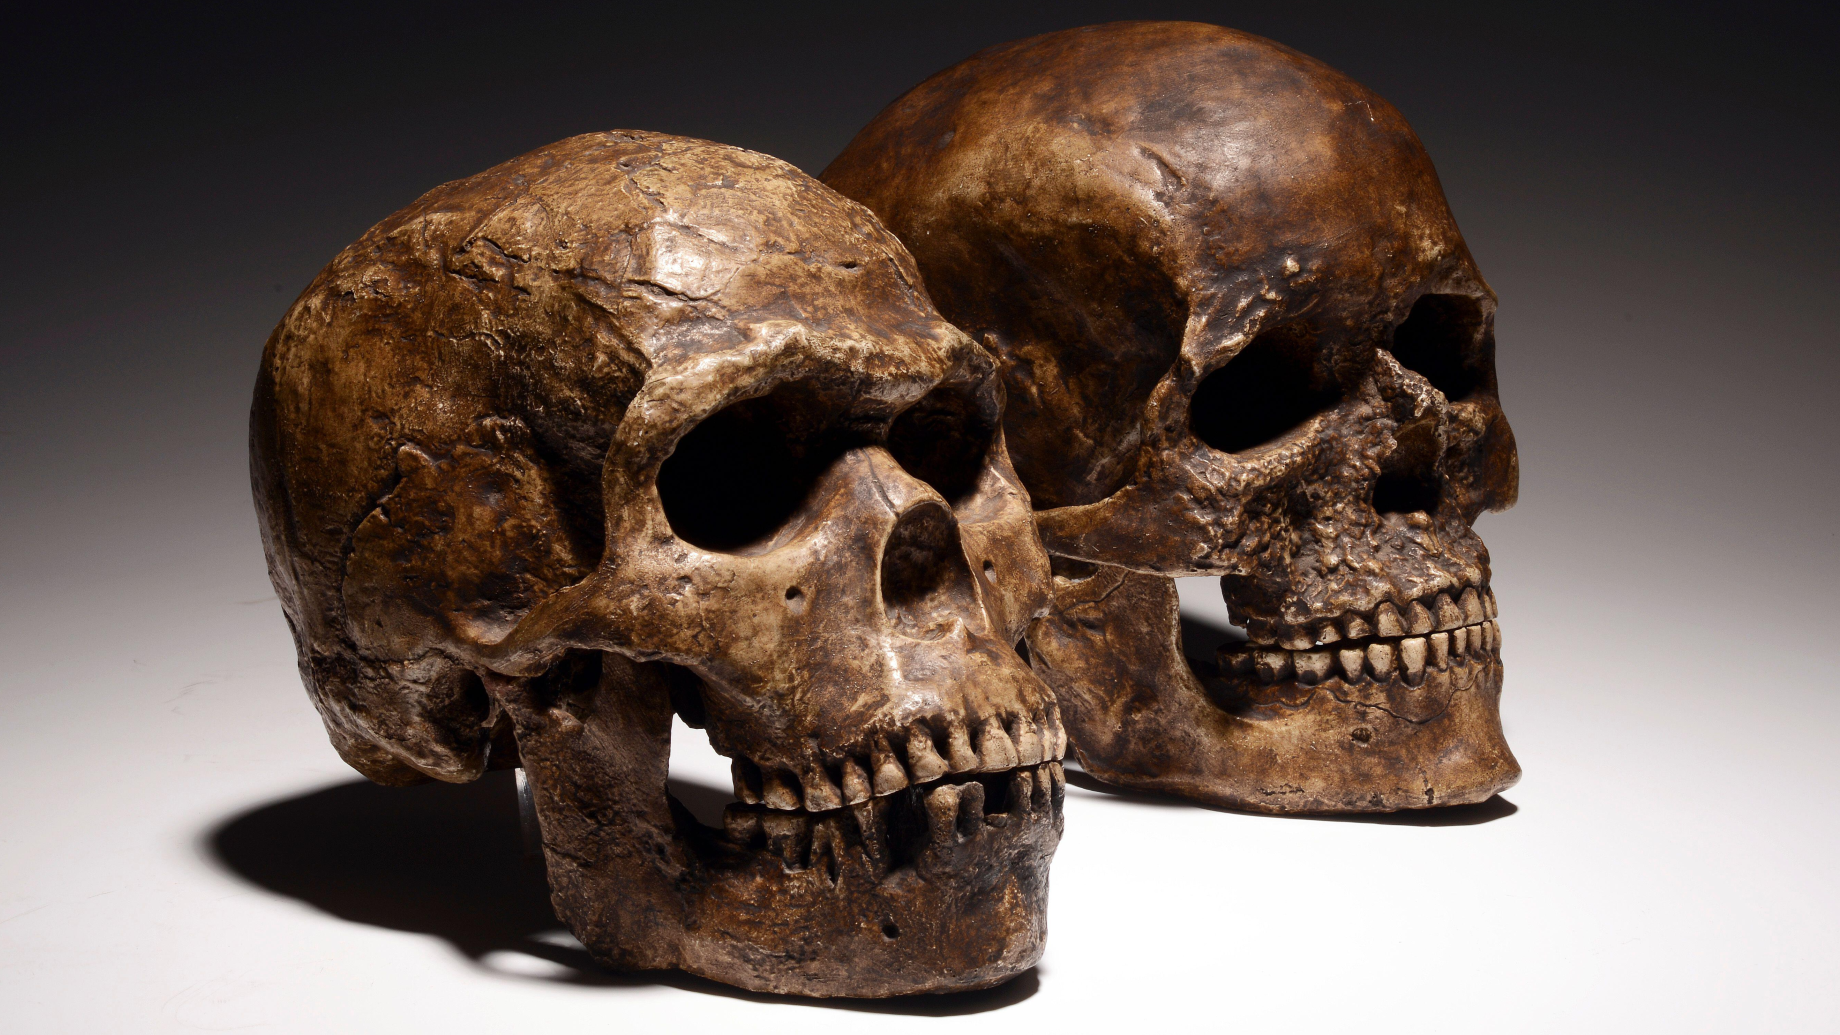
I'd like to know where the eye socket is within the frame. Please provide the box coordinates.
[1190,323,1340,454]
[887,386,996,507]
[1389,293,1486,401]
[656,391,845,553]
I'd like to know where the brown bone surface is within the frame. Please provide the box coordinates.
[251,132,1065,996]
[825,23,1520,812]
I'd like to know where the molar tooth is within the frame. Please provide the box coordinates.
[904,726,949,784]
[839,757,872,805]
[731,757,762,805]
[1367,642,1397,681]
[924,784,961,845]
[1220,645,1256,676]
[1344,614,1372,640]
[802,765,843,812]
[1253,650,1293,683]
[1246,620,1277,646]
[1460,587,1485,625]
[977,718,1019,772]
[1339,648,1367,682]
[1375,603,1405,638]
[1399,637,1428,685]
[761,811,812,867]
[1013,717,1043,766]
[871,738,910,795]
[1432,594,1462,631]
[1294,650,1332,686]
[761,769,802,811]
[722,805,762,844]
[1407,600,1436,635]
[1484,588,1499,619]
[1450,626,1469,658]
[1428,631,1450,669]
[1279,628,1314,651]
[1315,623,1342,645]
[945,721,979,773]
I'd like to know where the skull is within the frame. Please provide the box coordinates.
[251,132,1066,996]
[823,23,1520,812]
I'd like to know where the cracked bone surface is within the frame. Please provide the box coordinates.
[825,22,1522,812]
[250,132,1062,996]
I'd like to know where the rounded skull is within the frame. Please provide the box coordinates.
[824,23,1520,812]
[251,132,1066,996]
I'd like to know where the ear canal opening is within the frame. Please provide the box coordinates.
[1190,323,1340,454]
[1389,293,1486,402]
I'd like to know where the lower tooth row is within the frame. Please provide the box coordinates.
[721,763,1065,873]
[1223,620,1501,685]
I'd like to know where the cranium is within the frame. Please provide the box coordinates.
[251,132,1065,996]
[824,23,1520,812]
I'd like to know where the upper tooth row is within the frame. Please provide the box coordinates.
[731,708,1068,812]
[1224,620,1502,685]
[1247,586,1497,649]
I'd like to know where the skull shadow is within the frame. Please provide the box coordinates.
[201,769,1038,1014]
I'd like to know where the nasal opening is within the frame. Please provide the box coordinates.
[1373,413,1443,518]
[880,503,980,640]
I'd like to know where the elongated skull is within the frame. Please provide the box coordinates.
[824,23,1520,812]
[251,132,1065,996]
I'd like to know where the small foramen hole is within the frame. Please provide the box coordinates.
[784,586,806,613]
[882,922,901,939]
[982,560,996,581]
[1389,294,1486,401]
[1191,323,1340,454]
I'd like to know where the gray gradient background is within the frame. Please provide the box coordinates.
[3,2,1834,1030]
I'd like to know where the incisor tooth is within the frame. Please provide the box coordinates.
[1316,623,1342,645]
[1254,650,1293,682]
[977,718,1019,772]
[1367,642,1397,680]
[839,757,872,805]
[1009,768,1035,815]
[1433,593,1462,631]
[1400,637,1428,685]
[1034,768,1056,820]
[946,722,979,773]
[1339,648,1367,681]
[925,784,961,844]
[1048,761,1066,808]
[1344,614,1372,640]
[1375,603,1405,638]
[1046,704,1067,759]
[871,738,910,795]
[1013,717,1043,766]
[1460,587,1485,625]
[905,726,949,784]
[1408,600,1436,635]
[1480,621,1498,655]
[1294,651,1332,686]
[731,757,762,805]
[762,769,802,811]
[1429,631,1450,669]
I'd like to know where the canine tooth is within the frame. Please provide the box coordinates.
[723,805,762,844]
[1450,626,1468,657]
[905,726,949,784]
[1460,587,1485,625]
[1013,717,1044,766]
[1279,628,1314,650]
[1315,623,1342,645]
[1484,588,1499,619]
[1294,650,1332,686]
[1375,603,1405,638]
[802,766,843,812]
[1399,637,1428,685]
[945,721,979,773]
[1408,600,1436,635]
[761,811,812,867]
[1048,762,1066,808]
[1046,704,1067,760]
[1339,647,1367,681]
[1428,631,1450,669]
[1254,650,1293,682]
[977,718,1019,772]
[731,757,762,805]
[1010,768,1036,815]
[1344,614,1372,640]
[839,757,872,805]
[1367,642,1397,680]
[762,769,802,811]
[925,784,961,844]
[871,738,910,795]
[957,780,986,835]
